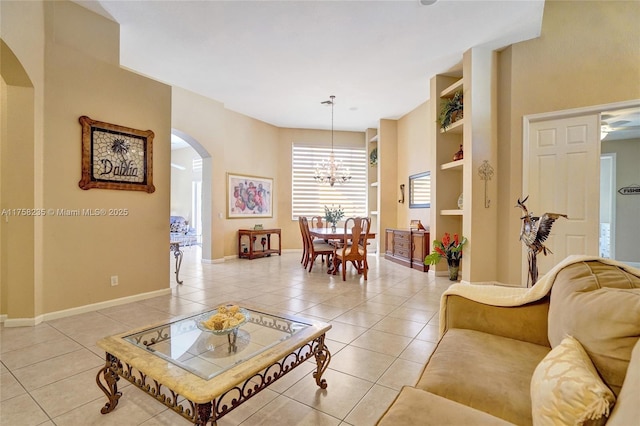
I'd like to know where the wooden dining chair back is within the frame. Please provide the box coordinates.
[311,216,326,228]
[301,216,334,272]
[298,216,309,265]
[333,217,371,281]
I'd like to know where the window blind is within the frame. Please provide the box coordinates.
[292,144,367,220]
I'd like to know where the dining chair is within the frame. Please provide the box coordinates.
[298,216,308,265]
[301,217,334,272]
[310,215,330,262]
[311,216,326,228]
[332,217,371,281]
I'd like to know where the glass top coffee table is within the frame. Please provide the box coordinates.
[95,303,331,425]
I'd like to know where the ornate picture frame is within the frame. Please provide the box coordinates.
[78,116,155,193]
[227,173,273,218]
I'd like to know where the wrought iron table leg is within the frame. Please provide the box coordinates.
[171,243,184,284]
[195,402,213,426]
[313,334,331,389]
[96,353,122,414]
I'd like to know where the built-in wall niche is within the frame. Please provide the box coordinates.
[409,171,431,208]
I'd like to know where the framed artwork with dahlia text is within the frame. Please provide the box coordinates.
[78,116,155,193]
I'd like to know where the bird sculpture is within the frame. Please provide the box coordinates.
[516,196,567,286]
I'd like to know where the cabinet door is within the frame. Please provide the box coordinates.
[411,231,430,272]
[385,229,394,256]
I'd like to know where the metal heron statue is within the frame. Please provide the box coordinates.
[516,196,567,287]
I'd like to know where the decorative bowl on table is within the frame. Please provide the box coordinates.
[196,305,249,335]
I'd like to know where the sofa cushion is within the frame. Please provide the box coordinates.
[548,261,640,395]
[608,338,640,425]
[531,336,615,426]
[376,386,514,426]
[415,328,550,425]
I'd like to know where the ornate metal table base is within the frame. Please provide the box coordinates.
[96,334,331,425]
[170,242,183,284]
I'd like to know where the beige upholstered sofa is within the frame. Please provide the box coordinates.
[377,257,640,425]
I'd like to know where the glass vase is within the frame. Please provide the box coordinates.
[447,258,460,281]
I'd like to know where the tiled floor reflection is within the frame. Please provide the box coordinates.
[0,248,453,425]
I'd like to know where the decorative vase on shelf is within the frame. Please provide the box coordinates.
[447,258,460,281]
[457,193,464,210]
[453,145,463,161]
[331,224,337,233]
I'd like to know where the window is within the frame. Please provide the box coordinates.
[409,171,431,208]
[292,144,367,220]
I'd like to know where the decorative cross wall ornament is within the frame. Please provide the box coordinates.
[478,160,494,208]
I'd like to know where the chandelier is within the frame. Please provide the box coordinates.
[314,95,351,186]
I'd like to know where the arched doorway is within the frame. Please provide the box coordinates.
[170,129,213,261]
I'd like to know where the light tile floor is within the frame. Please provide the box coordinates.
[1,249,454,425]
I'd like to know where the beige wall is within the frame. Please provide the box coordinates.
[601,138,640,262]
[171,93,365,259]
[1,79,36,318]
[397,101,432,229]
[171,87,282,259]
[497,0,640,284]
[1,1,172,319]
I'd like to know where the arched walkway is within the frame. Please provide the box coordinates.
[171,128,213,261]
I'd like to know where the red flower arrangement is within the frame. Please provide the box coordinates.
[424,232,468,266]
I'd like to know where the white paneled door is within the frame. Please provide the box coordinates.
[524,114,600,280]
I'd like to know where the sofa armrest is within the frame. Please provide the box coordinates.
[443,294,550,347]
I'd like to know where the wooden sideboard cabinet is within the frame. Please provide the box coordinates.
[385,229,430,272]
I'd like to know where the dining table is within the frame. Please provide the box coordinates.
[308,227,376,242]
[308,227,376,275]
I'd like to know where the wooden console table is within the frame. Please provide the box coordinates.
[385,229,430,272]
[238,228,281,259]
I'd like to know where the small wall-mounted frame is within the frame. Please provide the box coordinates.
[409,171,431,208]
[78,116,155,193]
[227,173,273,218]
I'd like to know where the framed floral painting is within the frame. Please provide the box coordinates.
[78,116,155,193]
[227,173,273,218]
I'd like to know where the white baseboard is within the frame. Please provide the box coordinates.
[202,258,225,264]
[1,288,172,328]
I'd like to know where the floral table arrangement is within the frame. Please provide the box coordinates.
[324,205,345,232]
[424,233,468,280]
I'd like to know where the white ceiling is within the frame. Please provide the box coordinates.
[74,0,545,132]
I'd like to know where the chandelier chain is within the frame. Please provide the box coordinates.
[314,95,351,187]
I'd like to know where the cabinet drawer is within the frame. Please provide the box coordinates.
[393,232,410,242]
[395,241,410,251]
[395,248,410,258]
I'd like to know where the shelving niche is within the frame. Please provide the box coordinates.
[366,129,379,253]
[429,48,497,283]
